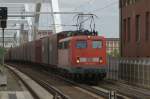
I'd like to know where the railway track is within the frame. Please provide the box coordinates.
[7,63,108,99]
[98,80,150,99]
[29,76,70,99]
[7,63,134,99]
[41,70,109,98]
[6,62,150,99]
[41,68,128,99]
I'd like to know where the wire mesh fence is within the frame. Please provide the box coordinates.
[107,57,150,88]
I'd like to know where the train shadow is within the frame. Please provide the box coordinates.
[75,80,98,86]
[7,62,103,86]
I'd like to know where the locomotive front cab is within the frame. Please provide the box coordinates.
[58,35,107,80]
[71,36,106,67]
[70,35,107,78]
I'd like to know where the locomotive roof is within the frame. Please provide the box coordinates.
[59,35,105,42]
[57,30,98,40]
[58,30,98,35]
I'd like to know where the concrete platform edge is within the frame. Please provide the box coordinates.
[5,64,53,99]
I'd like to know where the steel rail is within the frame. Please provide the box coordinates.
[7,63,70,99]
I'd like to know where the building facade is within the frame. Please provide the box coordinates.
[37,30,53,39]
[106,38,120,57]
[120,0,150,57]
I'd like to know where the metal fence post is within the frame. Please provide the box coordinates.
[145,59,149,87]
[109,57,111,80]
[119,59,122,80]
[126,60,129,82]
[116,58,118,80]
[123,59,125,80]
[107,57,150,88]
[108,57,111,79]
[129,60,132,84]
[107,57,109,79]
[138,59,142,86]
[114,58,116,80]
[142,59,145,87]
[134,60,136,84]
[125,59,128,81]
[148,59,150,88]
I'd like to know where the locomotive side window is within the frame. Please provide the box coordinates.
[64,41,69,49]
[92,41,102,48]
[76,40,87,48]
[58,42,63,49]
[58,41,69,49]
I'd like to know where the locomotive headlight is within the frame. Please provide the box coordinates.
[77,57,80,63]
[88,36,91,39]
[99,57,103,63]
[77,59,80,63]
[100,60,103,63]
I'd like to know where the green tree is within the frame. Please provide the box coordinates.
[113,49,120,57]
[0,48,6,65]
[107,49,120,57]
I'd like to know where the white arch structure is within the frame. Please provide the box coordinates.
[1,0,62,40]
[33,0,62,39]
[50,0,62,33]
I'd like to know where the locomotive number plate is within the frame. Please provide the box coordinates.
[87,58,93,62]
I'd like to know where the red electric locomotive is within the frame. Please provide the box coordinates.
[58,32,106,80]
[6,30,107,81]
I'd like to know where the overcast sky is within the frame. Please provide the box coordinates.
[59,0,119,38]
[0,0,119,38]
[38,0,119,38]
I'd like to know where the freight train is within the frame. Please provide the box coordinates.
[5,30,107,81]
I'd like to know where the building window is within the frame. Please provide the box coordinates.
[136,15,141,42]
[135,0,140,2]
[121,0,127,7]
[121,0,140,7]
[127,17,131,42]
[123,19,127,44]
[119,0,122,8]
[145,12,150,41]
[106,42,108,46]
[125,0,128,6]
[58,41,69,49]
[127,0,132,5]
[108,41,110,47]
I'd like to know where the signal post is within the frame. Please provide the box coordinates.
[0,7,8,86]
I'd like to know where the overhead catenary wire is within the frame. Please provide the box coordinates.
[73,13,98,32]
[72,0,118,25]
[6,24,78,28]
[72,0,118,13]
[72,0,95,11]
[88,1,118,13]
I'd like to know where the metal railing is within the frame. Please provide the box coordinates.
[107,57,150,88]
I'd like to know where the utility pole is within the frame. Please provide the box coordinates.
[0,7,7,86]
[2,28,4,48]
[0,7,8,64]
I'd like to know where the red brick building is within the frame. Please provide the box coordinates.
[120,0,150,57]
